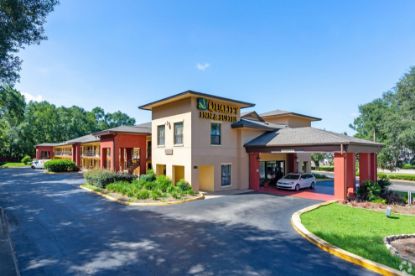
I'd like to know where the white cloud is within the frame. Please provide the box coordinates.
[22,92,44,102]
[196,63,210,71]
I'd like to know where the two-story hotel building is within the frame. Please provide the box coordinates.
[37,90,382,200]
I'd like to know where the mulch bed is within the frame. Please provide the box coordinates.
[391,238,415,264]
[344,201,415,215]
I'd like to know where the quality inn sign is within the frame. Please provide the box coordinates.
[197,98,238,122]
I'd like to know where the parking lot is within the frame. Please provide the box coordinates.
[0,168,374,275]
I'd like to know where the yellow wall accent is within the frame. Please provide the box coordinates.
[173,165,185,184]
[198,165,214,192]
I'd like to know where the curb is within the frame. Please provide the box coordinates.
[291,201,404,276]
[0,208,20,276]
[80,184,205,206]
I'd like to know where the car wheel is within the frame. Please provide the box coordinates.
[295,184,300,191]
[310,182,315,189]
[31,166,35,169]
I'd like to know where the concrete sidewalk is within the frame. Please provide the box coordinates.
[0,208,19,276]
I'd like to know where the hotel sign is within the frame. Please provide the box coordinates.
[197,98,238,122]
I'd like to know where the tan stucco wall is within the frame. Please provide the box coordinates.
[151,98,193,186]
[263,115,312,127]
[150,95,263,192]
[296,153,312,173]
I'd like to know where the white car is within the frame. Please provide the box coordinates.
[277,173,316,191]
[31,159,49,169]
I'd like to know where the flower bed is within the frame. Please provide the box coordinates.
[83,170,201,203]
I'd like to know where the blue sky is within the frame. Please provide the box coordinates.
[16,0,415,134]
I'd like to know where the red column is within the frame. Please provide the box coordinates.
[346,153,356,197]
[287,153,298,173]
[100,148,106,169]
[72,144,81,167]
[370,153,377,181]
[36,148,40,159]
[334,152,356,200]
[113,143,119,172]
[359,153,370,184]
[249,152,260,191]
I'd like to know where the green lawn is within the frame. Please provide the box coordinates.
[0,162,27,168]
[301,203,415,272]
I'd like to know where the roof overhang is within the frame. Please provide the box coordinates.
[93,130,150,137]
[139,90,255,110]
[261,112,321,122]
[245,143,382,154]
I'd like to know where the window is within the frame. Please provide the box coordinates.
[221,164,231,186]
[211,123,221,145]
[147,141,151,158]
[157,125,165,146]
[174,122,183,145]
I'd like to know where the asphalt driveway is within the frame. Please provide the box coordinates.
[0,168,375,275]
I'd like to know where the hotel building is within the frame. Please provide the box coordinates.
[36,91,382,200]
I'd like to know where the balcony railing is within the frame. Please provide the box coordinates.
[82,150,99,157]
[54,151,72,156]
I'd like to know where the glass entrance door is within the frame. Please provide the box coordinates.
[259,160,285,186]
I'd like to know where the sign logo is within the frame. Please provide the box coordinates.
[197,98,208,110]
[196,97,238,123]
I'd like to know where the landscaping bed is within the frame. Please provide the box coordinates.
[83,169,203,204]
[301,203,415,273]
[345,201,415,215]
[390,237,415,265]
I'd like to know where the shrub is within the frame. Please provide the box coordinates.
[21,155,32,165]
[150,189,163,200]
[378,172,415,182]
[176,179,192,192]
[402,163,415,169]
[357,177,391,202]
[318,166,334,172]
[44,159,78,172]
[140,170,156,182]
[155,175,172,192]
[170,190,182,199]
[143,181,157,190]
[84,169,137,188]
[137,189,150,200]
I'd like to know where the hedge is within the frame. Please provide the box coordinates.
[402,163,415,170]
[316,166,334,172]
[84,169,137,188]
[378,172,415,182]
[44,159,78,172]
[21,155,32,165]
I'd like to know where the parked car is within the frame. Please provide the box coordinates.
[277,173,316,191]
[31,159,49,169]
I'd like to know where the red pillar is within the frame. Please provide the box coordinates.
[249,152,260,191]
[72,144,81,167]
[370,153,377,181]
[36,148,40,159]
[359,153,378,184]
[287,153,298,173]
[113,143,119,172]
[359,153,370,184]
[100,148,106,169]
[334,152,356,200]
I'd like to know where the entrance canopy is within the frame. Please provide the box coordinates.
[244,127,383,201]
[244,127,382,153]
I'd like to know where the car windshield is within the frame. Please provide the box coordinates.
[284,174,300,180]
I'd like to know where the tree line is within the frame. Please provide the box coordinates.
[350,67,415,169]
[0,86,136,160]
